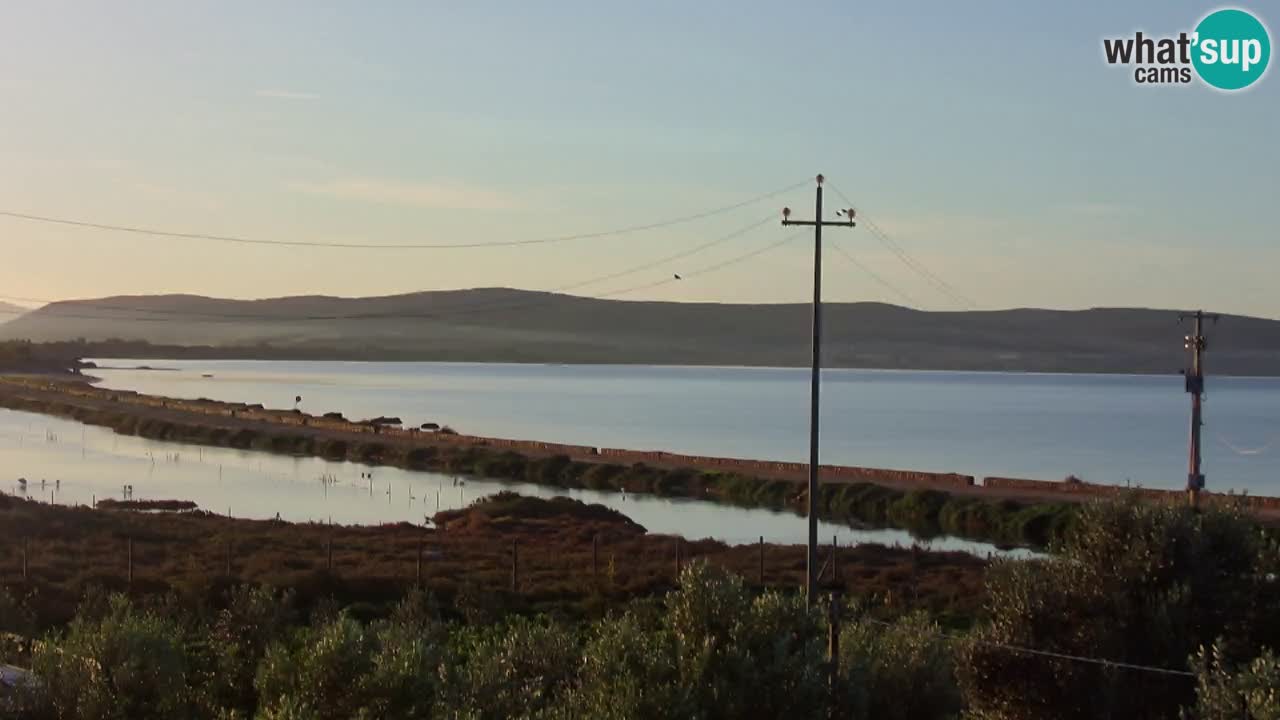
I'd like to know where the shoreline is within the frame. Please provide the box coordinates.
[1,375,1275,547]
[86,354,1280,379]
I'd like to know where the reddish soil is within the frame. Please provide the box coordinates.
[0,493,987,628]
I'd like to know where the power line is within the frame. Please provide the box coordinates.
[687,230,806,276]
[862,618,1194,679]
[828,185,976,308]
[543,214,775,295]
[461,229,803,305]
[863,217,974,308]
[0,180,806,251]
[0,229,803,326]
[0,214,776,323]
[829,241,918,308]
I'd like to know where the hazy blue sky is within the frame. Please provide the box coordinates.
[1,1,1277,315]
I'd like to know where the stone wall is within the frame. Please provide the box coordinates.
[982,475,1280,510]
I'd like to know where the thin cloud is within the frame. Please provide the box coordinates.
[288,177,521,210]
[128,182,224,212]
[254,89,320,100]
[1058,201,1134,217]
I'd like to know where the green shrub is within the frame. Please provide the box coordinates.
[887,489,951,529]
[255,614,375,720]
[579,463,625,490]
[651,469,695,497]
[196,585,298,717]
[472,450,526,478]
[550,610,678,719]
[1188,644,1280,719]
[0,586,34,638]
[404,445,438,468]
[531,454,574,485]
[438,616,577,719]
[839,610,960,720]
[28,594,192,720]
[359,594,446,720]
[958,498,1280,719]
[665,562,828,719]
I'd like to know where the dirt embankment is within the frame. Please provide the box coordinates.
[0,376,1273,541]
[0,376,979,492]
[0,376,1075,545]
[0,492,987,629]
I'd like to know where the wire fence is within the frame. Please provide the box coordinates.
[1,521,1197,683]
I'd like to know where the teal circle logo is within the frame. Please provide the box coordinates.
[1192,8,1271,90]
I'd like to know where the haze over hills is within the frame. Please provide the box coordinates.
[1,288,1277,374]
[0,301,32,320]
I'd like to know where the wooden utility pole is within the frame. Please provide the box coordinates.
[782,174,856,605]
[1180,310,1219,508]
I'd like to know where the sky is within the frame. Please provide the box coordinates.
[1,1,1277,317]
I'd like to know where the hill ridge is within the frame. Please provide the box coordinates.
[2,289,1277,374]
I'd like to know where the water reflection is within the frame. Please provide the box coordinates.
[89,359,1280,496]
[0,408,1028,558]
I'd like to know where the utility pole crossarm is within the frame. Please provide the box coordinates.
[1178,311,1222,322]
[781,174,858,606]
[782,219,856,228]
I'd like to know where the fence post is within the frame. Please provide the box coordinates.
[225,540,232,578]
[326,536,334,574]
[127,537,133,589]
[674,537,682,580]
[592,534,599,586]
[758,535,765,586]
[832,535,840,585]
[828,592,841,715]
[21,536,28,581]
[511,539,519,593]
[911,545,920,603]
[416,534,424,587]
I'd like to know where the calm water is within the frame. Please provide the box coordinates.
[90,360,1280,495]
[0,408,1018,555]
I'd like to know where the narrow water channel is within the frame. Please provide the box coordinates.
[0,408,1030,557]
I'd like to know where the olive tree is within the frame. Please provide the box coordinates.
[959,498,1280,720]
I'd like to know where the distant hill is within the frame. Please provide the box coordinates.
[0,301,31,321]
[0,288,1277,374]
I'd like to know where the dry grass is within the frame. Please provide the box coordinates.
[0,492,988,629]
